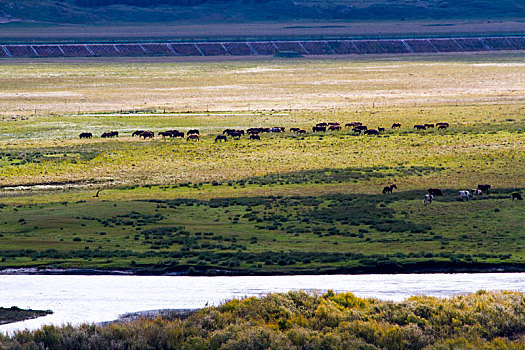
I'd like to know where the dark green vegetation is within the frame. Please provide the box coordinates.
[0,307,52,326]
[2,0,524,24]
[0,182,523,274]
[1,291,524,349]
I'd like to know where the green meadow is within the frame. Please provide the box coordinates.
[0,54,523,273]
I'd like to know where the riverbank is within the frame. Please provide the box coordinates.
[2,261,525,276]
[0,307,52,326]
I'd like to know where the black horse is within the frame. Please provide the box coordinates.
[215,135,227,142]
[382,184,397,194]
[478,184,491,193]
[511,193,523,200]
[428,188,443,196]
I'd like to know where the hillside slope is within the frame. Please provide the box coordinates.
[1,0,524,24]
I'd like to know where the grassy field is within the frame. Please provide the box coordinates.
[0,54,523,274]
[1,290,524,349]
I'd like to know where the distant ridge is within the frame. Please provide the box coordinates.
[1,37,524,58]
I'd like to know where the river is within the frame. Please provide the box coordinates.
[1,273,524,334]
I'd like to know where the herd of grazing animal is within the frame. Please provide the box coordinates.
[79,119,452,142]
[383,183,521,204]
[76,122,521,203]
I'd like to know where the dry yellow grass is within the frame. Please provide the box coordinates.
[0,54,523,196]
[0,53,524,116]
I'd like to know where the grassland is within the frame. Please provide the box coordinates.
[1,290,524,349]
[0,54,523,274]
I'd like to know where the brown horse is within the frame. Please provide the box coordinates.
[231,131,243,139]
[382,184,397,194]
[187,134,200,141]
[346,122,362,128]
[391,123,401,128]
[140,131,154,139]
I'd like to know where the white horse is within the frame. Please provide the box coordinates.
[459,190,470,201]
[424,194,434,205]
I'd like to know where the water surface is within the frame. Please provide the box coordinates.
[1,273,524,334]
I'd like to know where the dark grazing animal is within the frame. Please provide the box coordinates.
[186,134,199,141]
[428,188,443,196]
[290,127,300,132]
[414,125,426,130]
[223,129,235,135]
[328,125,341,131]
[158,131,171,138]
[316,122,328,127]
[437,125,448,129]
[231,131,243,139]
[436,122,449,128]
[139,131,154,139]
[364,129,379,135]
[313,126,326,132]
[101,131,118,138]
[79,132,92,139]
[477,184,491,193]
[132,130,145,137]
[172,131,184,138]
[187,129,199,135]
[345,122,362,128]
[297,129,306,134]
[215,135,227,142]
[511,192,523,200]
[250,134,261,140]
[382,184,397,194]
[378,127,385,133]
[424,123,435,128]
[391,123,401,128]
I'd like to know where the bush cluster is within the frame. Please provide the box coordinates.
[1,291,524,349]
